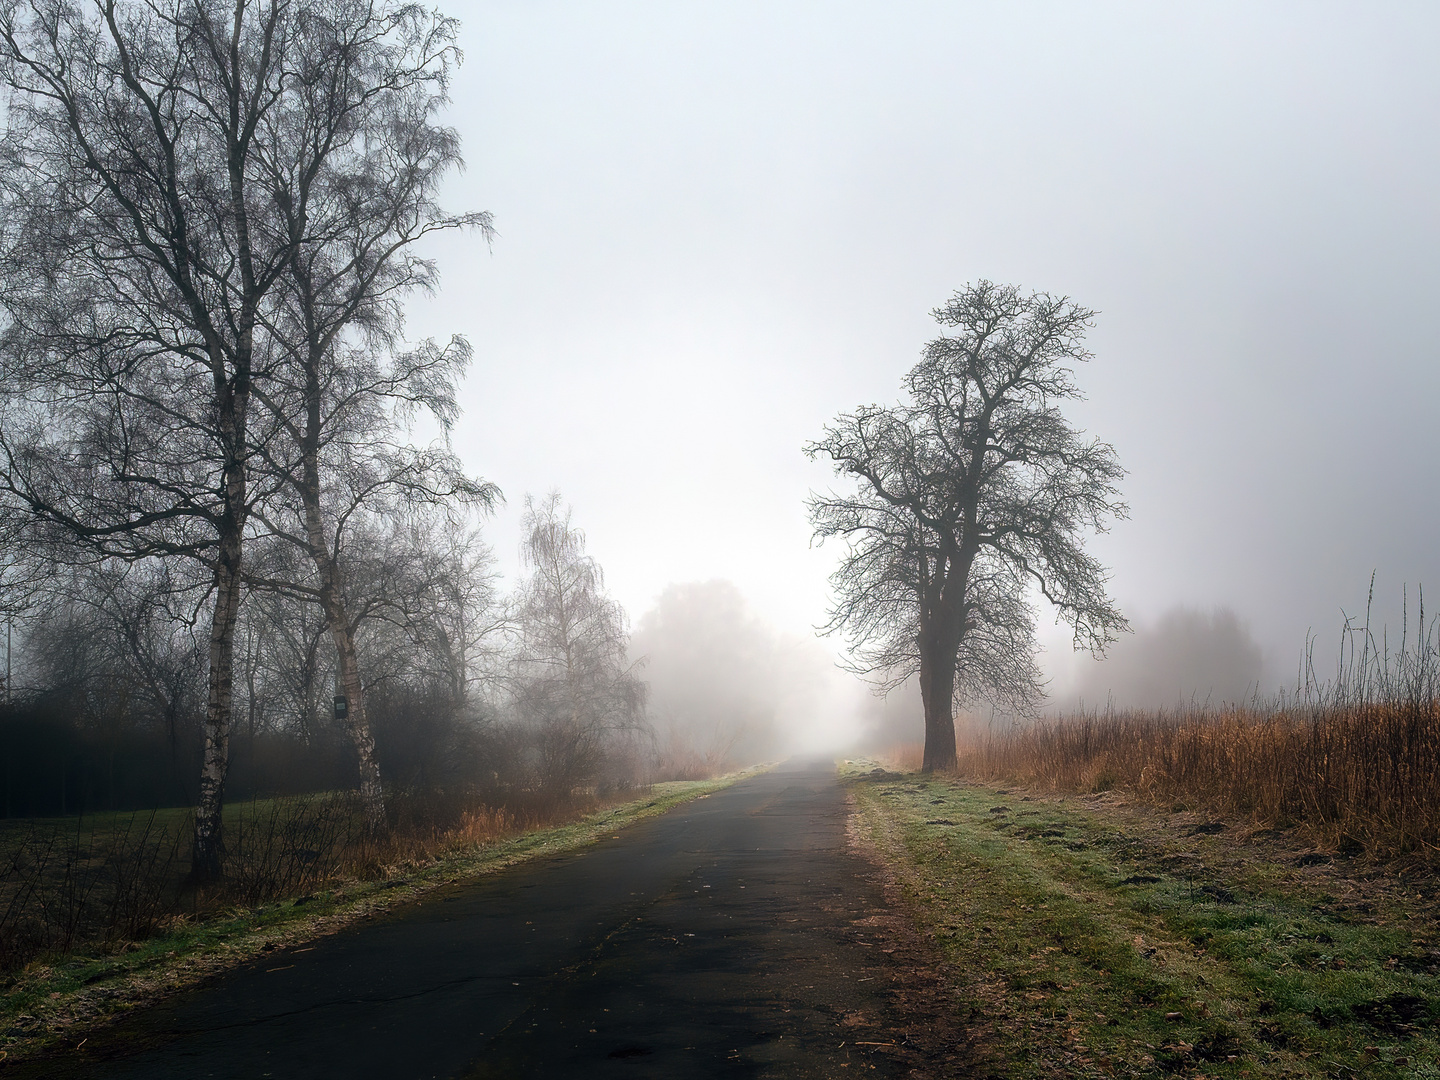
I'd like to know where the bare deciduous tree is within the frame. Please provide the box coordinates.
[380,516,503,711]
[806,281,1128,772]
[0,0,311,877]
[510,494,647,793]
[0,0,485,867]
[248,340,496,830]
[24,558,207,743]
[631,580,788,775]
[243,2,494,830]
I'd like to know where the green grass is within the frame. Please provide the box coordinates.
[0,770,761,1064]
[0,805,192,841]
[844,760,1440,1079]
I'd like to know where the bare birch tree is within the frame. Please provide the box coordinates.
[0,0,309,878]
[248,471,496,830]
[806,281,1128,772]
[0,0,485,865]
[510,494,647,793]
[235,2,492,829]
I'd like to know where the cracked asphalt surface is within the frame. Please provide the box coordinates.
[26,759,940,1079]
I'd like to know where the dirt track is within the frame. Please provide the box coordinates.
[17,760,969,1079]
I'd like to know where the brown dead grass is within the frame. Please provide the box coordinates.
[881,742,925,773]
[949,699,1440,864]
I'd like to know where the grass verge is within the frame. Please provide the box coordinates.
[0,768,761,1066]
[844,760,1440,1079]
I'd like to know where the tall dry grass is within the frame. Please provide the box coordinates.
[953,592,1440,862]
[956,701,1440,860]
[880,743,925,773]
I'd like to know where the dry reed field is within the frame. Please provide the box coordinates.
[926,613,1440,863]
[951,700,1440,862]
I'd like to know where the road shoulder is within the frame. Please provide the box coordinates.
[844,760,1440,1079]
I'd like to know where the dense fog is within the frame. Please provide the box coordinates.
[632,581,788,771]
[632,580,854,768]
[1058,607,1267,712]
[6,0,1440,786]
[430,3,1440,705]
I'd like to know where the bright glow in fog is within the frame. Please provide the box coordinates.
[631,580,871,762]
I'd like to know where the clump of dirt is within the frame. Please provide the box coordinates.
[1350,992,1434,1036]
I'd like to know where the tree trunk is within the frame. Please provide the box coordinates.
[295,317,386,829]
[327,605,386,833]
[192,538,243,881]
[191,333,251,881]
[299,490,385,829]
[299,486,385,831]
[917,621,960,773]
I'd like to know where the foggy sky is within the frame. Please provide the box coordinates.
[403,2,1440,731]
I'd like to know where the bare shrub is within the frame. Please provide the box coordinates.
[0,813,184,970]
[653,740,731,782]
[222,796,357,907]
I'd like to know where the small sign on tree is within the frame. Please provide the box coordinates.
[333,695,349,721]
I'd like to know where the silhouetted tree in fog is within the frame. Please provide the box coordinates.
[510,494,648,793]
[806,281,1128,772]
[380,518,503,711]
[632,580,787,773]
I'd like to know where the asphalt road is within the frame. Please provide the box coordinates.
[33,760,933,1079]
